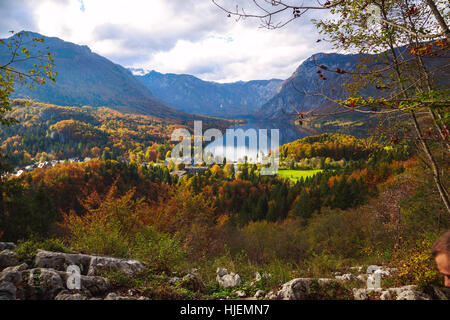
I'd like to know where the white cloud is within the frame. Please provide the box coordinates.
[0,0,332,82]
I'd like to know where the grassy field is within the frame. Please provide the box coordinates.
[277,169,323,181]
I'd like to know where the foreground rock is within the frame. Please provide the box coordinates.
[0,250,19,271]
[353,285,431,300]
[0,243,16,251]
[35,250,144,276]
[216,268,241,288]
[276,278,351,300]
[0,244,138,300]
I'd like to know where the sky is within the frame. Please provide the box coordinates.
[0,0,332,83]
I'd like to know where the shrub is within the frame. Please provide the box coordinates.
[62,186,146,258]
[15,238,70,264]
[393,237,442,288]
[132,226,187,273]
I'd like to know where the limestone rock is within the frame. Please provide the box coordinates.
[353,288,370,300]
[57,271,110,295]
[25,268,64,300]
[0,243,16,251]
[277,278,337,300]
[216,268,241,289]
[0,281,17,300]
[35,250,92,274]
[87,256,144,276]
[216,267,228,277]
[2,263,28,273]
[396,289,430,300]
[0,250,19,271]
[0,269,23,286]
[380,290,392,300]
[254,290,265,299]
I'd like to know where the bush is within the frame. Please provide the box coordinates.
[62,186,146,258]
[392,237,442,288]
[132,226,187,273]
[15,238,70,264]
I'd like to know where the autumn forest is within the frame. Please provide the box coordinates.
[0,0,449,303]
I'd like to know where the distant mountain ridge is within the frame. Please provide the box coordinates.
[135,70,283,118]
[0,31,188,119]
[255,47,448,120]
[255,52,369,120]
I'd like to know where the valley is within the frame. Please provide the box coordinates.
[0,0,449,304]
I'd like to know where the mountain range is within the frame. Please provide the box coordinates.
[3,31,422,129]
[256,52,368,120]
[135,71,282,118]
[0,32,187,119]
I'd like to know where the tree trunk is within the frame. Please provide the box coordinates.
[425,0,450,40]
[410,110,450,216]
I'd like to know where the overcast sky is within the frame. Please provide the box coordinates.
[0,0,332,83]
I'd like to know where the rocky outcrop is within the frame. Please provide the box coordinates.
[0,243,141,300]
[353,285,431,300]
[0,242,447,301]
[216,268,241,289]
[24,268,64,300]
[35,250,92,274]
[87,256,144,276]
[276,278,342,300]
[35,250,144,276]
[0,243,16,251]
[0,281,17,300]
[0,250,19,270]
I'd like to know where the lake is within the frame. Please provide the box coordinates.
[204,120,314,163]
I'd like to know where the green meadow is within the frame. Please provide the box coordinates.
[277,169,323,181]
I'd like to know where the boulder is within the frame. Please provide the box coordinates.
[276,278,338,300]
[24,268,64,300]
[0,269,23,286]
[0,281,17,300]
[353,288,370,300]
[2,263,28,273]
[0,250,19,271]
[87,256,144,276]
[0,242,16,251]
[35,250,92,275]
[216,268,228,277]
[352,285,431,300]
[396,289,430,300]
[216,268,241,289]
[36,250,145,277]
[254,290,265,299]
[57,271,110,296]
[380,290,392,300]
